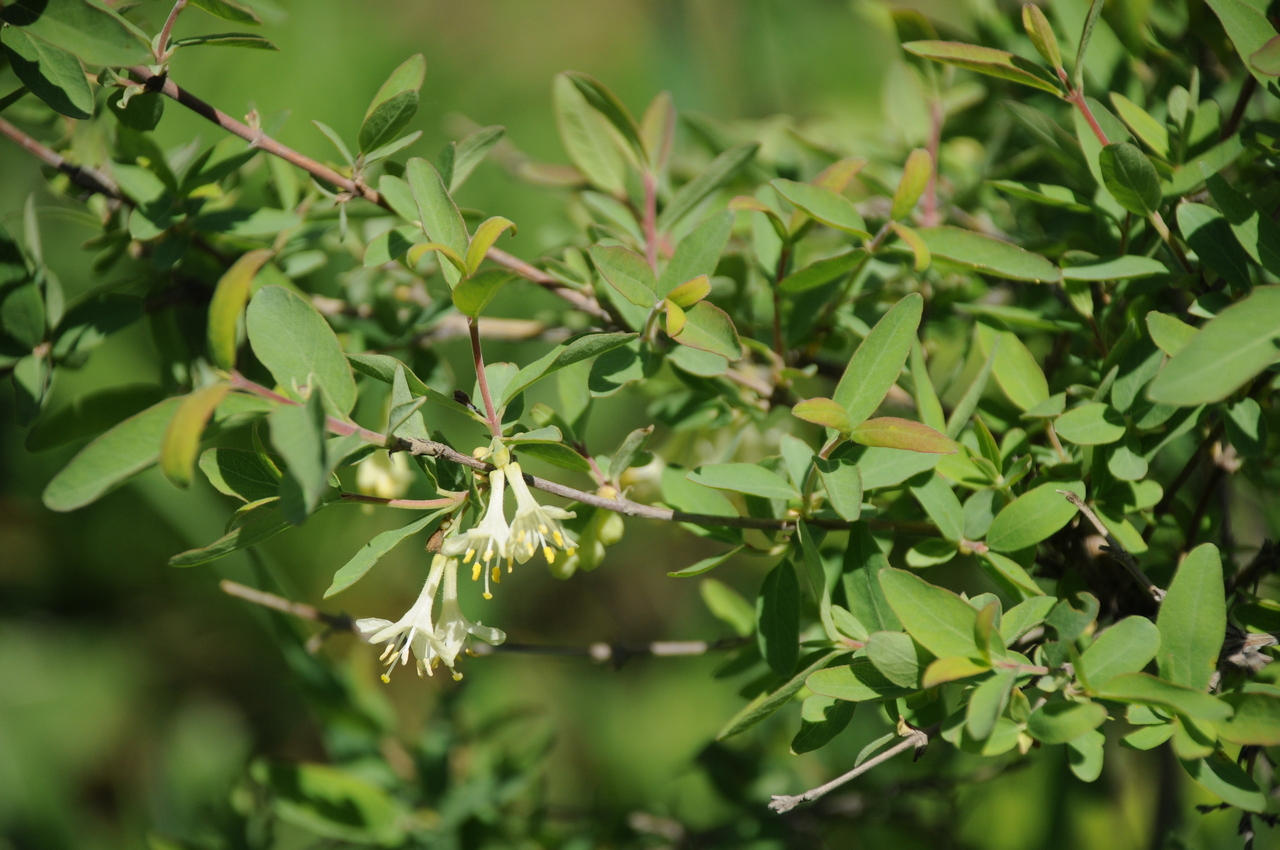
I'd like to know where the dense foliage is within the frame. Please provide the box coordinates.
[4,0,1280,846]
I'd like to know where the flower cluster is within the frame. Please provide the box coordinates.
[358,444,580,682]
[355,553,505,682]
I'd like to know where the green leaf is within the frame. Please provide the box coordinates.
[998,596,1057,645]
[1177,203,1251,291]
[816,457,862,521]
[1027,701,1107,744]
[792,397,849,433]
[832,293,922,429]
[0,26,92,118]
[189,0,261,25]
[866,630,929,689]
[1060,255,1167,281]
[552,73,627,197]
[980,551,1045,599]
[792,696,857,755]
[670,301,741,361]
[1145,311,1197,357]
[199,447,280,503]
[564,71,644,158]
[917,226,1060,283]
[1094,673,1231,721]
[946,342,998,438]
[207,249,271,371]
[1109,93,1169,158]
[921,656,990,688]
[841,524,900,632]
[1,0,151,67]
[1205,0,1280,85]
[968,671,1015,740]
[909,473,964,541]
[1054,402,1126,445]
[1157,543,1225,691]
[451,269,513,318]
[42,396,183,511]
[1080,616,1160,688]
[757,562,800,676]
[849,417,956,454]
[902,40,1063,95]
[589,245,657,307]
[358,90,418,154]
[464,216,517,275]
[720,650,845,738]
[771,179,869,237]
[500,332,637,406]
[170,32,277,50]
[975,324,1049,411]
[892,149,933,220]
[269,394,329,524]
[806,657,916,702]
[246,286,357,414]
[405,158,468,282]
[688,464,798,500]
[256,762,407,845]
[160,384,231,488]
[1180,755,1267,813]
[447,125,504,193]
[779,249,867,295]
[990,180,1090,212]
[0,281,43,352]
[700,578,755,636]
[1204,174,1280,277]
[879,568,980,658]
[1217,694,1280,745]
[658,210,733,296]
[668,546,743,578]
[169,500,292,567]
[325,509,448,598]
[1148,286,1280,406]
[1252,35,1280,75]
[658,143,759,230]
[985,480,1084,553]
[1022,3,1063,69]
[1099,142,1161,216]
[851,445,940,490]
[346,353,473,418]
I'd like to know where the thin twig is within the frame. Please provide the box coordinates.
[1059,490,1163,602]
[469,317,502,437]
[339,493,462,510]
[220,579,746,662]
[0,116,122,199]
[122,67,611,321]
[769,725,935,813]
[227,372,941,535]
[1223,75,1258,141]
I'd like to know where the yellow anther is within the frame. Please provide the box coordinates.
[553,531,564,546]
[380,673,391,684]
[464,548,475,564]
[492,565,501,584]
[544,546,555,563]
[566,546,577,557]
[452,670,463,681]
[539,523,548,535]
[472,563,482,581]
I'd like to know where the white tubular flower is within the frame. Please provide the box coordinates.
[356,451,414,500]
[505,461,577,566]
[355,554,449,682]
[434,556,505,678]
[441,468,511,598]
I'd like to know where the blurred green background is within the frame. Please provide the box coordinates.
[0,1,1265,848]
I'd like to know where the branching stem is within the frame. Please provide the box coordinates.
[769,725,935,813]
[156,0,188,61]
[469,318,502,437]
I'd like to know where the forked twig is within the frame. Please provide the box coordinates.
[768,724,935,813]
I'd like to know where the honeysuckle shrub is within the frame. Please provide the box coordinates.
[4,0,1280,844]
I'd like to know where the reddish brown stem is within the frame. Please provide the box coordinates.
[340,493,462,509]
[469,318,502,437]
[1068,90,1109,146]
[0,116,121,199]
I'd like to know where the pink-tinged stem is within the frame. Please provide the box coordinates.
[340,493,462,510]
[642,170,659,275]
[469,318,502,437]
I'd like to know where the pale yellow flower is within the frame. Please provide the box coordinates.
[505,461,577,565]
[355,554,449,681]
[356,450,414,500]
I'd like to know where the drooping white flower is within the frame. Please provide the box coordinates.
[356,450,414,500]
[434,556,505,677]
[355,554,449,682]
[504,460,577,565]
[441,468,511,597]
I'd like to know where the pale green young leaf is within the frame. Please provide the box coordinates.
[207,249,272,371]
[464,216,517,276]
[771,179,869,238]
[658,211,733,295]
[1022,3,1062,69]
[160,384,231,488]
[793,397,852,433]
[405,158,468,282]
[688,464,799,500]
[975,324,1049,411]
[891,149,933,220]
[849,417,957,455]
[670,301,741,361]
[553,73,628,196]
[448,125,505,193]
[1109,93,1169,158]
[866,630,929,689]
[879,568,980,658]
